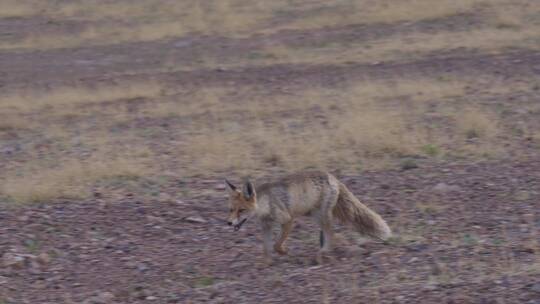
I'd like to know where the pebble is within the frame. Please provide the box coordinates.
[432,182,461,193]
[183,216,207,224]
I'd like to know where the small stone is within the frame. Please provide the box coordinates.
[183,216,207,224]
[2,253,25,269]
[146,215,165,223]
[146,296,157,301]
[96,292,115,303]
[423,283,438,291]
[17,215,29,221]
[432,183,461,193]
[36,253,51,265]
[408,257,419,263]
[158,193,173,203]
[528,282,540,293]
[137,263,149,272]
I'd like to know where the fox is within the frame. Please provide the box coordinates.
[224,171,391,263]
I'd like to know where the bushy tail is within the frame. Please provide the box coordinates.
[333,182,392,240]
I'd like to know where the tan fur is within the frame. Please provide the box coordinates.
[225,171,391,263]
[333,182,392,240]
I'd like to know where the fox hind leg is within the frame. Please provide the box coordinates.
[319,185,339,254]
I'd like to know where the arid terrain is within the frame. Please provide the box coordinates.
[0,0,539,303]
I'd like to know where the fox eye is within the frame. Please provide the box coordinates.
[239,208,246,213]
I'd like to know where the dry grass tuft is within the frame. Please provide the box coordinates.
[453,106,500,139]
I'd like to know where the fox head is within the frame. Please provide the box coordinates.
[225,179,256,231]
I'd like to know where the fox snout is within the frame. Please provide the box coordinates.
[227,217,239,226]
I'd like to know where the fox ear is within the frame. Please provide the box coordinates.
[243,181,255,200]
[225,179,237,192]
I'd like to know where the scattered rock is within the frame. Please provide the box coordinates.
[146,215,165,223]
[408,257,419,263]
[423,283,438,291]
[432,183,461,193]
[36,252,51,265]
[158,193,173,203]
[528,282,540,293]
[96,292,115,303]
[146,296,157,301]
[83,292,115,304]
[2,253,26,269]
[400,158,418,170]
[183,215,207,224]
[17,215,30,221]
[215,183,226,190]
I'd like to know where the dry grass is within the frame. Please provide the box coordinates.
[1,156,149,203]
[3,0,533,50]
[2,21,198,50]
[0,82,167,113]
[453,107,501,139]
[141,79,467,122]
[0,74,511,200]
[268,0,486,32]
[238,25,540,69]
[1,0,279,50]
[0,115,28,132]
[0,0,45,18]
[173,78,504,175]
[182,114,407,175]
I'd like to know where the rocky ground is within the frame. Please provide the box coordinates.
[1,159,539,303]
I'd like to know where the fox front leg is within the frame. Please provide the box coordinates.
[261,222,273,264]
[274,220,293,255]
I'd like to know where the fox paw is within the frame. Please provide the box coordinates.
[274,245,288,255]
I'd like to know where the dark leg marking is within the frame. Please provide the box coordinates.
[319,230,325,248]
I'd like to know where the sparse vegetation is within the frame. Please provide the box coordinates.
[1,155,150,203]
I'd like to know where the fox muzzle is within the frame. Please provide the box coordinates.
[233,218,247,231]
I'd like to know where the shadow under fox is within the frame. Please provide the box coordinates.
[225,171,391,263]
